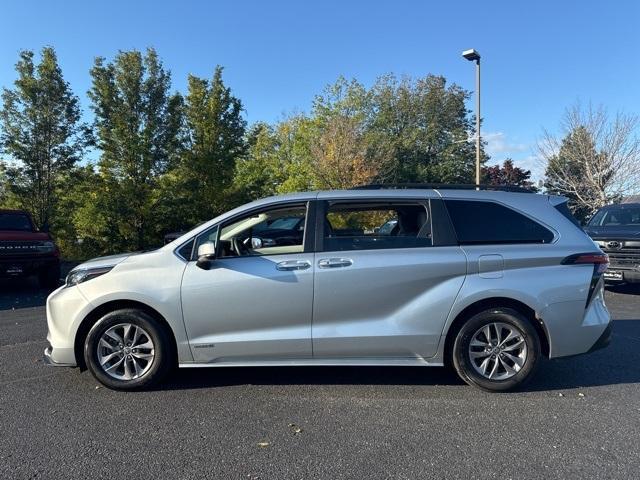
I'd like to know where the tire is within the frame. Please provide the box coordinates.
[452,308,541,392]
[39,264,61,289]
[84,308,173,391]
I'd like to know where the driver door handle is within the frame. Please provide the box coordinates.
[318,258,353,269]
[276,260,311,271]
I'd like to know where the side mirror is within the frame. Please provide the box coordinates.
[196,242,216,270]
[250,237,263,249]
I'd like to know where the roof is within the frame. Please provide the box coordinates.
[622,195,640,204]
[601,202,640,209]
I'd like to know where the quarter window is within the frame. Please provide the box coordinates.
[444,200,554,245]
[323,202,432,251]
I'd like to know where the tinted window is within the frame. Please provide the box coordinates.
[444,200,554,245]
[0,213,33,231]
[177,239,194,260]
[324,202,431,251]
[554,201,583,229]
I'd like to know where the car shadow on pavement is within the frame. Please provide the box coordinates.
[0,277,52,311]
[526,318,640,392]
[0,262,75,311]
[160,364,466,390]
[605,283,639,295]
[157,319,640,392]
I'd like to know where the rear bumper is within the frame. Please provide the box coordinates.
[587,322,612,353]
[542,286,611,359]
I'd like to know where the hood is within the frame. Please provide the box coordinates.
[74,252,137,270]
[0,230,51,242]
[584,225,640,240]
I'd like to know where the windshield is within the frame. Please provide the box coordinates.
[589,207,640,227]
[0,213,34,231]
[264,217,302,230]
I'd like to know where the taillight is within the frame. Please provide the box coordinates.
[562,252,609,308]
[562,252,609,272]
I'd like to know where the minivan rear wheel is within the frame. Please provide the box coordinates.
[452,308,540,392]
[84,309,172,390]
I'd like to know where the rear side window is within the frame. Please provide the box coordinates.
[444,200,554,245]
[554,201,583,229]
[323,202,432,251]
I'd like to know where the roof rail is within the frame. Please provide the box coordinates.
[352,183,536,193]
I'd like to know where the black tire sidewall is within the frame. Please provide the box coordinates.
[452,308,541,392]
[84,309,171,390]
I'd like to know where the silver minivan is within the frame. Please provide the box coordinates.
[44,187,611,392]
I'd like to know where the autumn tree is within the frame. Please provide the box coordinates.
[483,159,536,190]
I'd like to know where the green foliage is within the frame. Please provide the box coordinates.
[234,74,484,197]
[160,66,247,231]
[369,74,481,184]
[86,48,183,252]
[0,47,89,231]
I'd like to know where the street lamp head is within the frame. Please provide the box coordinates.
[462,49,481,62]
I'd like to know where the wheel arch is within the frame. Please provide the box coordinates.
[74,299,178,371]
[443,297,550,366]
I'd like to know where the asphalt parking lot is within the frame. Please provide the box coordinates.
[1,279,639,479]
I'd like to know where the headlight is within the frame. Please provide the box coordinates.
[36,241,55,253]
[65,265,114,287]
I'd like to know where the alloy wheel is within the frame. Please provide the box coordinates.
[468,322,528,380]
[96,323,155,380]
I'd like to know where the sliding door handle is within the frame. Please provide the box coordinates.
[318,258,353,269]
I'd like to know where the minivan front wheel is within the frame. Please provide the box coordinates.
[84,309,172,390]
[452,308,541,392]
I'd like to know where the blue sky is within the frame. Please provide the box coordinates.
[1,0,638,180]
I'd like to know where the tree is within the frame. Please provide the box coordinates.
[307,77,390,189]
[540,104,640,220]
[0,47,88,230]
[310,113,387,189]
[166,66,246,226]
[238,74,482,199]
[483,159,536,190]
[87,48,182,251]
[369,74,483,184]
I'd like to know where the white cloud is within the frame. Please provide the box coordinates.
[484,131,528,158]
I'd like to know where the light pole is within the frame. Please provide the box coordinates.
[462,49,481,187]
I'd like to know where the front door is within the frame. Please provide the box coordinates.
[312,199,466,360]
[181,203,314,363]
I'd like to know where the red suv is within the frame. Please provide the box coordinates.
[0,209,61,288]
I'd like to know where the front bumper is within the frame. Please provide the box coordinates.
[43,345,76,367]
[604,269,640,284]
[44,284,93,368]
[0,256,59,277]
